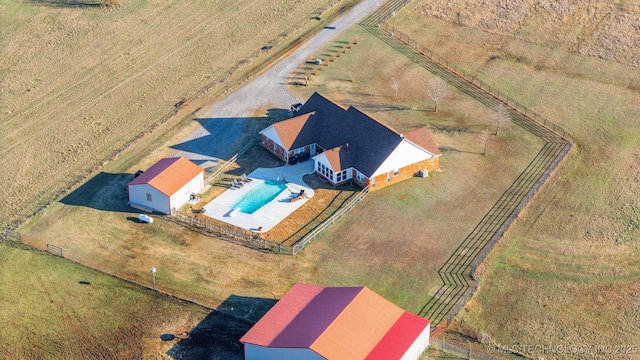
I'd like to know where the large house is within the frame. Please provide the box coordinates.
[259,93,440,191]
[240,283,431,360]
[127,157,204,214]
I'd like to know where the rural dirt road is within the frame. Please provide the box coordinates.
[170,0,384,169]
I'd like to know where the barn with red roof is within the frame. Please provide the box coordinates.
[259,93,440,191]
[127,157,204,215]
[240,283,431,360]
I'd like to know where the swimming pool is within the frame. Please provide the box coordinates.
[231,180,287,214]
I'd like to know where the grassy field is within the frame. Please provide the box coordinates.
[20,19,544,322]
[0,242,254,359]
[395,1,640,356]
[0,0,343,233]
[413,0,640,68]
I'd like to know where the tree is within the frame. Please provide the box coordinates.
[478,129,493,156]
[391,77,400,99]
[490,103,511,136]
[425,77,449,112]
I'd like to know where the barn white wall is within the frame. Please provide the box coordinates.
[400,323,431,360]
[244,344,325,360]
[168,173,204,213]
[128,184,170,214]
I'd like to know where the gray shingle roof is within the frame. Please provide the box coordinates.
[292,93,404,177]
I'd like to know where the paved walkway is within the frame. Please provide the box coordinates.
[170,0,384,170]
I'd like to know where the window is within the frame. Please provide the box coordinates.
[356,172,364,182]
[146,193,152,202]
[342,170,348,179]
[394,169,400,176]
[337,172,342,182]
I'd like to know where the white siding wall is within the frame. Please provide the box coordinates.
[372,140,432,178]
[168,173,204,214]
[244,344,325,360]
[128,184,170,214]
[400,323,431,360]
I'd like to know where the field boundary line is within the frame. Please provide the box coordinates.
[17,234,266,326]
[361,2,574,353]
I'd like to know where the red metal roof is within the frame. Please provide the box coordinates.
[127,157,203,196]
[365,312,430,359]
[241,283,431,359]
[239,283,362,348]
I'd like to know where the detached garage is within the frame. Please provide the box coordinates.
[240,283,431,360]
[127,157,204,215]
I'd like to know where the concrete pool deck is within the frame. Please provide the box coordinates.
[202,162,315,232]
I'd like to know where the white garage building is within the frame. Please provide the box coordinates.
[127,157,204,215]
[240,283,431,360]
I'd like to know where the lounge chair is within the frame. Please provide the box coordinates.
[241,174,253,182]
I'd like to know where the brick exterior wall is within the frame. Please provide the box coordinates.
[369,157,440,191]
[261,134,286,162]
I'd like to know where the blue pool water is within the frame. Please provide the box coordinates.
[231,180,287,214]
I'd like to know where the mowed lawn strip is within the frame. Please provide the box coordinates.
[21,24,544,316]
[397,7,640,348]
[0,0,339,231]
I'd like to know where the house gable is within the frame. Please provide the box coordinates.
[259,93,440,187]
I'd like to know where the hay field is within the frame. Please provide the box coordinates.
[397,1,640,353]
[0,0,339,232]
[413,0,640,68]
[21,25,544,316]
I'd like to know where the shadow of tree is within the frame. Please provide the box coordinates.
[30,0,102,7]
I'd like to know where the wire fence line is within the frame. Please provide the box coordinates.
[379,22,572,142]
[431,337,504,360]
[361,4,575,357]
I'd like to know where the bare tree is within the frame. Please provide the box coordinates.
[478,129,493,156]
[490,103,511,136]
[425,77,449,112]
[391,77,400,99]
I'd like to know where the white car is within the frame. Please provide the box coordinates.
[138,214,154,223]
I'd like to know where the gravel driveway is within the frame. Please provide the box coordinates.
[170,0,383,170]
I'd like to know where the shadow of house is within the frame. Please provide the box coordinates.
[60,172,133,212]
[166,295,277,360]
[169,118,253,160]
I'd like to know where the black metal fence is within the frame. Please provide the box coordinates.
[379,22,572,142]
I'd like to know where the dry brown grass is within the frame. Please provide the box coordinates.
[413,0,640,67]
[394,1,640,355]
[20,24,544,319]
[0,0,338,232]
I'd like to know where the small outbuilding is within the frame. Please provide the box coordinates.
[240,283,431,360]
[127,157,204,215]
